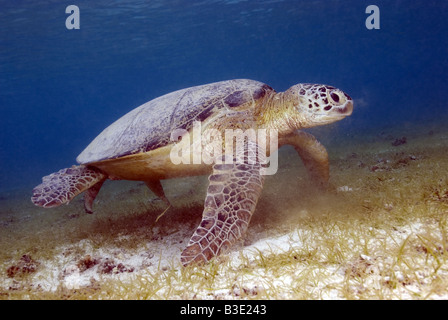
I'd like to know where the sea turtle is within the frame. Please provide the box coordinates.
[31,79,353,266]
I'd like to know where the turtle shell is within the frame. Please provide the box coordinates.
[77,79,274,164]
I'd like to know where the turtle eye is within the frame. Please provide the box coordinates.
[330,92,340,103]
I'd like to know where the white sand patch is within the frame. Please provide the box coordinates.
[2,218,447,299]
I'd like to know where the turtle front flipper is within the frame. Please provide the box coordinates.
[280,131,329,189]
[31,165,107,210]
[181,140,265,266]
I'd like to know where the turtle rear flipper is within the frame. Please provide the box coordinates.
[145,180,171,206]
[181,140,265,266]
[31,165,106,210]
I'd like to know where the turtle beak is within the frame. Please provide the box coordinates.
[337,100,353,116]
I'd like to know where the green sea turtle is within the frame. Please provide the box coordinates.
[31,79,353,266]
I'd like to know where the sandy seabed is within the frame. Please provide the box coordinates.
[1,121,447,300]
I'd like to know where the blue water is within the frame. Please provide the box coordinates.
[1,0,447,193]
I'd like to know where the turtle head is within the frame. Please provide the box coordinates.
[285,83,353,128]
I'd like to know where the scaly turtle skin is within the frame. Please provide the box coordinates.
[31,79,353,266]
